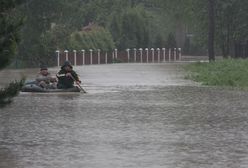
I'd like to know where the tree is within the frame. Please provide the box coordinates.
[109,6,150,49]
[69,26,115,51]
[18,0,86,66]
[186,0,248,58]
[0,0,23,69]
[14,0,248,65]
[166,33,177,49]
[0,0,24,107]
[208,0,215,61]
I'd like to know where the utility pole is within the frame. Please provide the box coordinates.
[208,0,215,61]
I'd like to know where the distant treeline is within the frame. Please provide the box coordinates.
[10,0,248,67]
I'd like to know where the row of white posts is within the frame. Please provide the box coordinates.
[55,48,182,67]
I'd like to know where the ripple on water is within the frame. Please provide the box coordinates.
[1,64,248,167]
[1,86,248,168]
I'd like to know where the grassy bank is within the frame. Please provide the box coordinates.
[185,59,248,88]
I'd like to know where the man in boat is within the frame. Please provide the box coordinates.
[56,61,81,89]
[36,65,57,89]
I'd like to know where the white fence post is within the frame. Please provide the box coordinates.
[105,52,108,64]
[145,48,149,63]
[115,49,118,60]
[174,48,177,61]
[89,49,93,65]
[64,50,68,61]
[162,48,166,62]
[56,50,60,67]
[157,48,161,63]
[81,49,85,65]
[139,48,143,63]
[134,48,137,62]
[179,48,182,61]
[112,51,115,61]
[151,48,154,63]
[98,49,101,64]
[73,50,77,66]
[126,48,130,63]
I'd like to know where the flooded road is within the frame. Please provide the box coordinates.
[1,63,248,168]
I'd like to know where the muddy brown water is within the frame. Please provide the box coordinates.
[0,63,248,168]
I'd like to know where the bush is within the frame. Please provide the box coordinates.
[69,26,115,51]
[185,59,248,88]
[0,79,25,107]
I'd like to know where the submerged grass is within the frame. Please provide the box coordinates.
[185,59,248,88]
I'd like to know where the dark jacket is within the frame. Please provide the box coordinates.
[56,69,80,89]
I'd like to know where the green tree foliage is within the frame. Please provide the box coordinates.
[109,6,150,49]
[0,0,24,108]
[208,0,215,61]
[154,34,166,48]
[17,0,159,66]
[184,0,248,58]
[215,0,248,58]
[18,0,86,66]
[12,0,248,66]
[32,24,71,66]
[157,0,248,58]
[166,33,177,48]
[69,26,115,51]
[0,0,23,69]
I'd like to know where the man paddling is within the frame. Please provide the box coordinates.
[56,61,81,89]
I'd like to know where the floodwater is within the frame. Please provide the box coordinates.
[1,63,248,168]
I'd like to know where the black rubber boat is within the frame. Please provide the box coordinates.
[21,84,81,93]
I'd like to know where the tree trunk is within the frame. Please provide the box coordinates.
[208,0,215,61]
[234,41,241,58]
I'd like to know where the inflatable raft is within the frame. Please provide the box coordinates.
[21,84,81,93]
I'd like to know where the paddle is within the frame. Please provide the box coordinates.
[69,75,87,93]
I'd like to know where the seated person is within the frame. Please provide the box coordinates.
[36,65,57,89]
[56,61,81,89]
